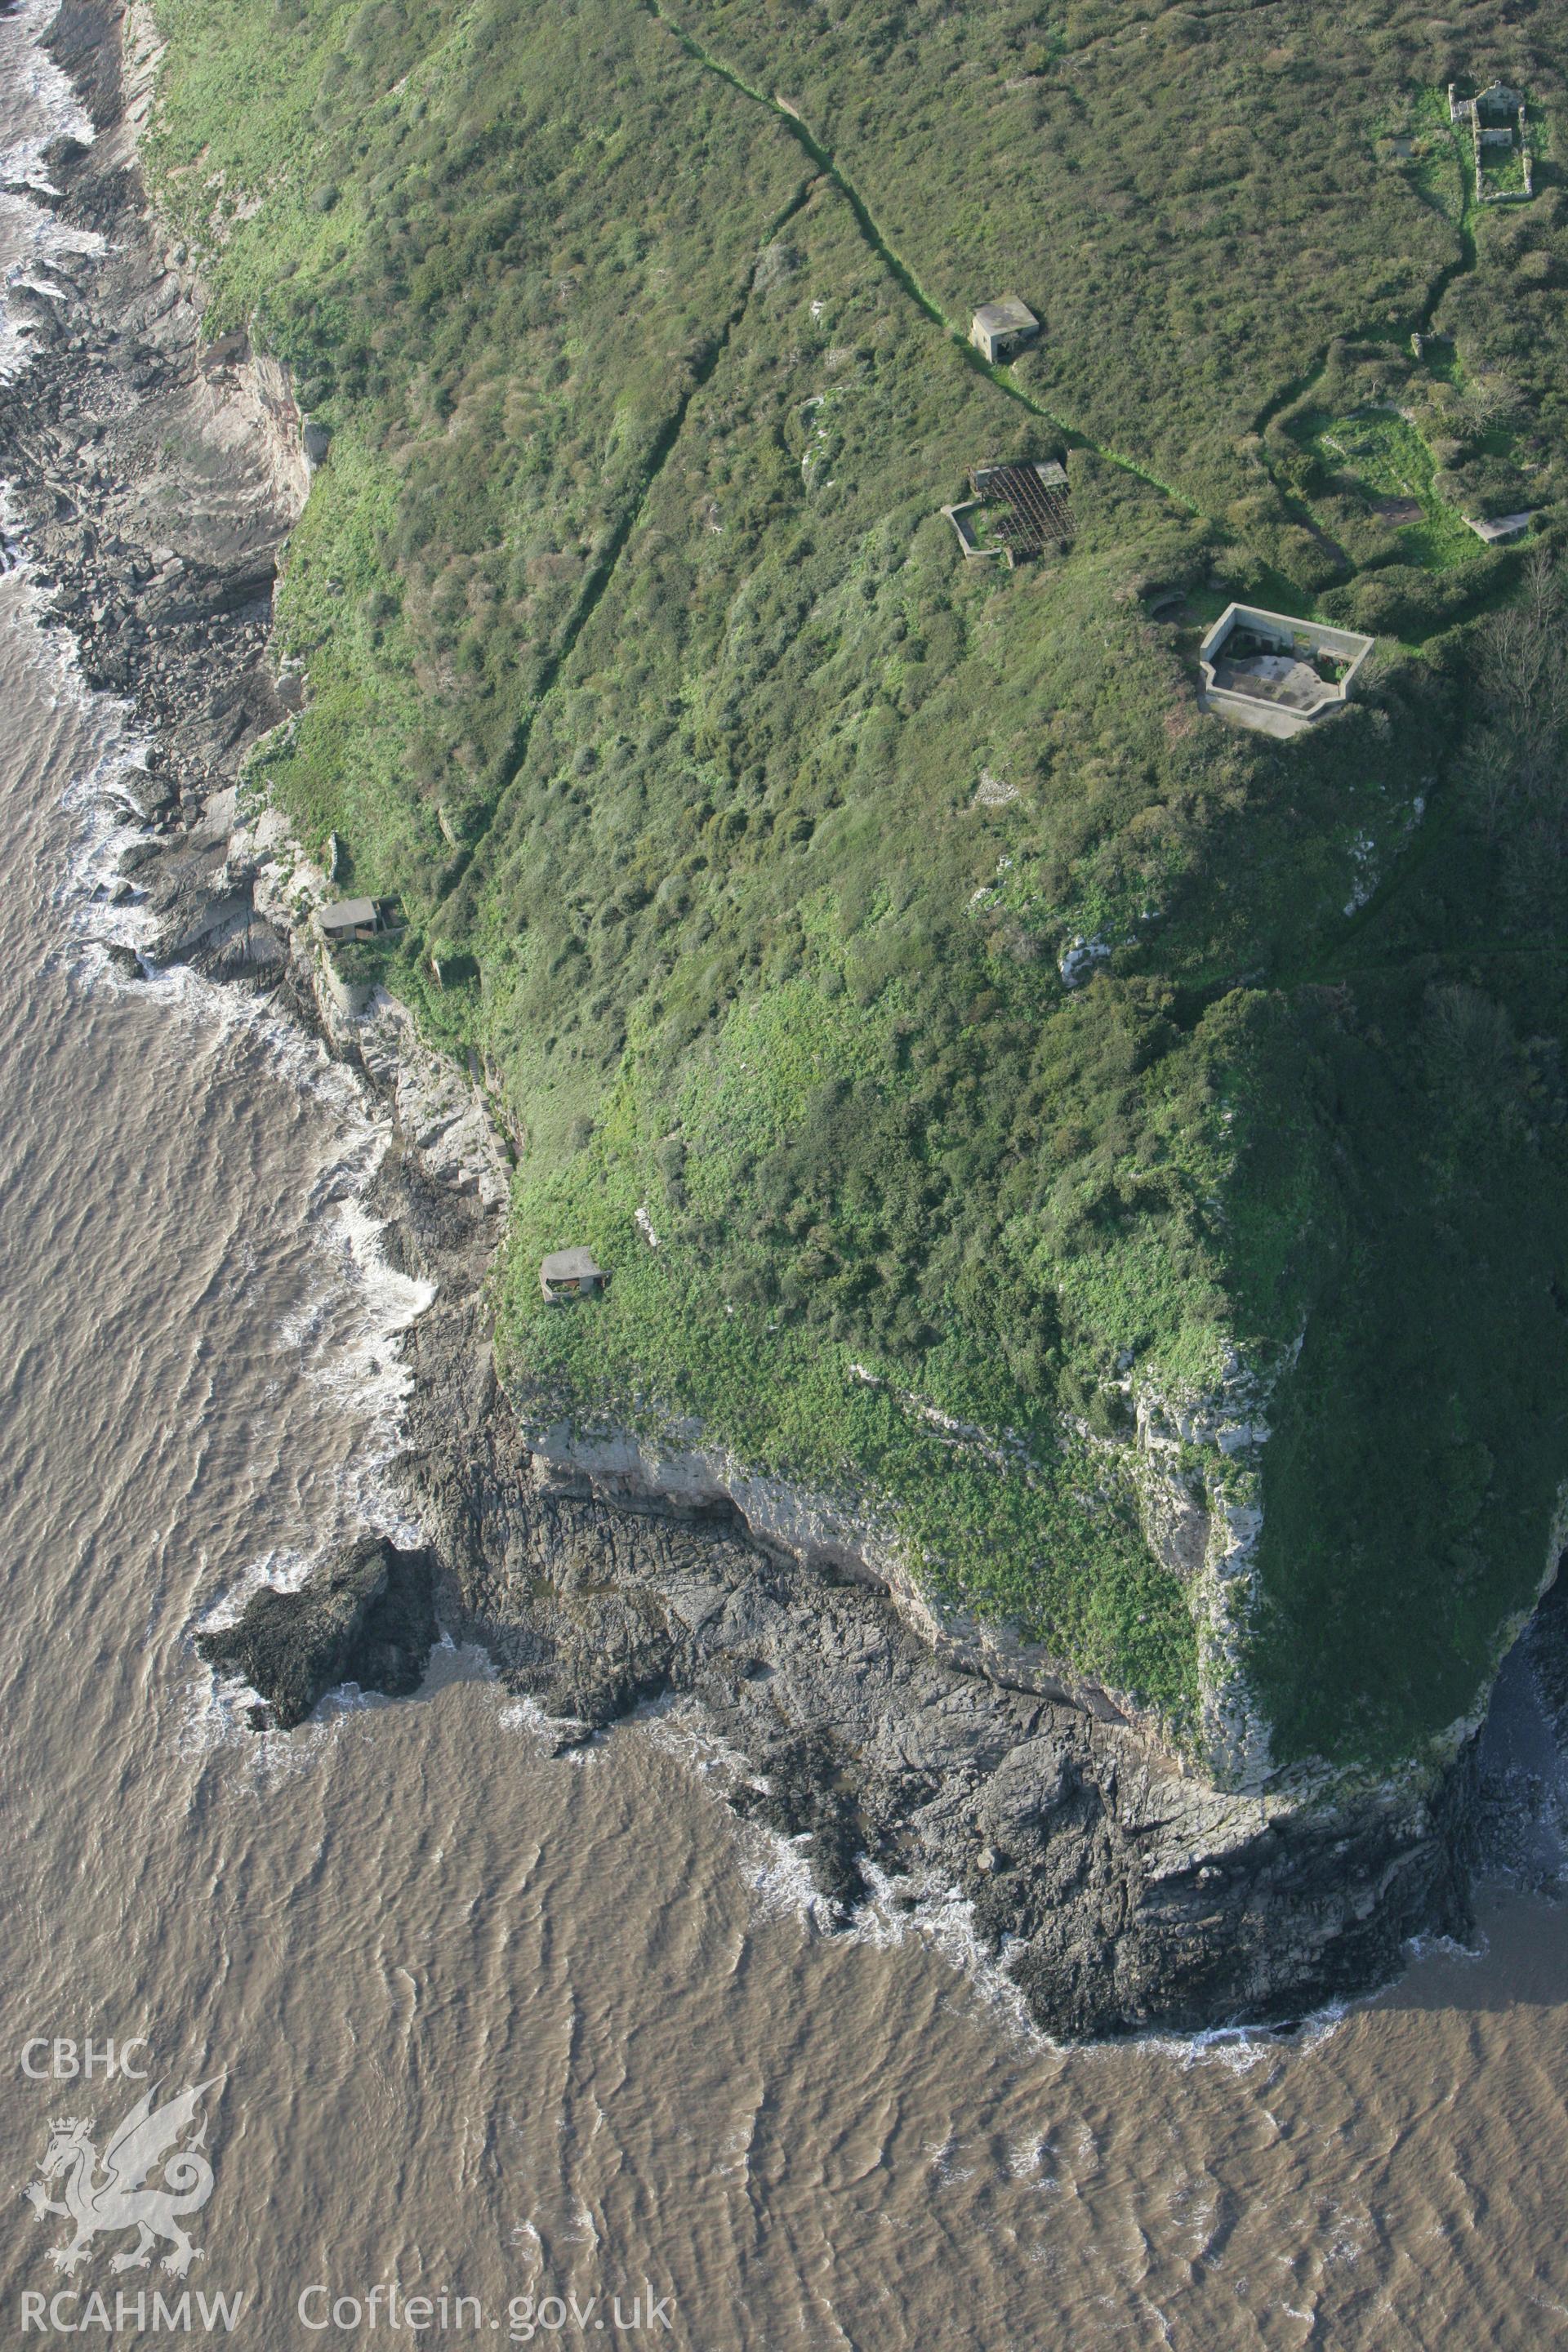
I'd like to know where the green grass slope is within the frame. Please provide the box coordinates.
[147,0,1568,1770]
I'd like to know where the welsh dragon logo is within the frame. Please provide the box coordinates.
[24,2078,220,2278]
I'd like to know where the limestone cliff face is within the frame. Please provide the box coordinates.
[512,1331,1286,1784]
[116,0,313,533]
[1130,1345,1568,1797]
[1127,1348,1286,1789]
[518,1414,1167,1739]
[514,1311,1567,1815]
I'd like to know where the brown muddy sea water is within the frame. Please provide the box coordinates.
[3,11,1568,2346]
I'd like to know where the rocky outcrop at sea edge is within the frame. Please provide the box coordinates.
[197,1535,438,1732]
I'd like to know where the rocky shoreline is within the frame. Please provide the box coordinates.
[4,0,1549,2041]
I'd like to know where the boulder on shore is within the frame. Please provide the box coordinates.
[197,1535,437,1730]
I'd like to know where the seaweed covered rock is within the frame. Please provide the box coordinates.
[198,1535,437,1730]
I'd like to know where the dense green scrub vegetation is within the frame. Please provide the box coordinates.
[147,0,1568,1768]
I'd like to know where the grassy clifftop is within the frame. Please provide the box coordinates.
[146,0,1568,1769]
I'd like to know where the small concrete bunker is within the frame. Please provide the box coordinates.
[970,296,1039,365]
[540,1247,608,1303]
[314,896,404,1018]
[317,897,399,942]
[1198,603,1374,738]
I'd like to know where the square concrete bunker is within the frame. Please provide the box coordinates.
[970,296,1039,364]
[1198,604,1374,738]
[540,1248,608,1303]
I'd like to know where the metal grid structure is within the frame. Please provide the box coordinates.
[969,462,1072,560]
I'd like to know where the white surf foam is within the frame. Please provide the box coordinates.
[0,0,103,381]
